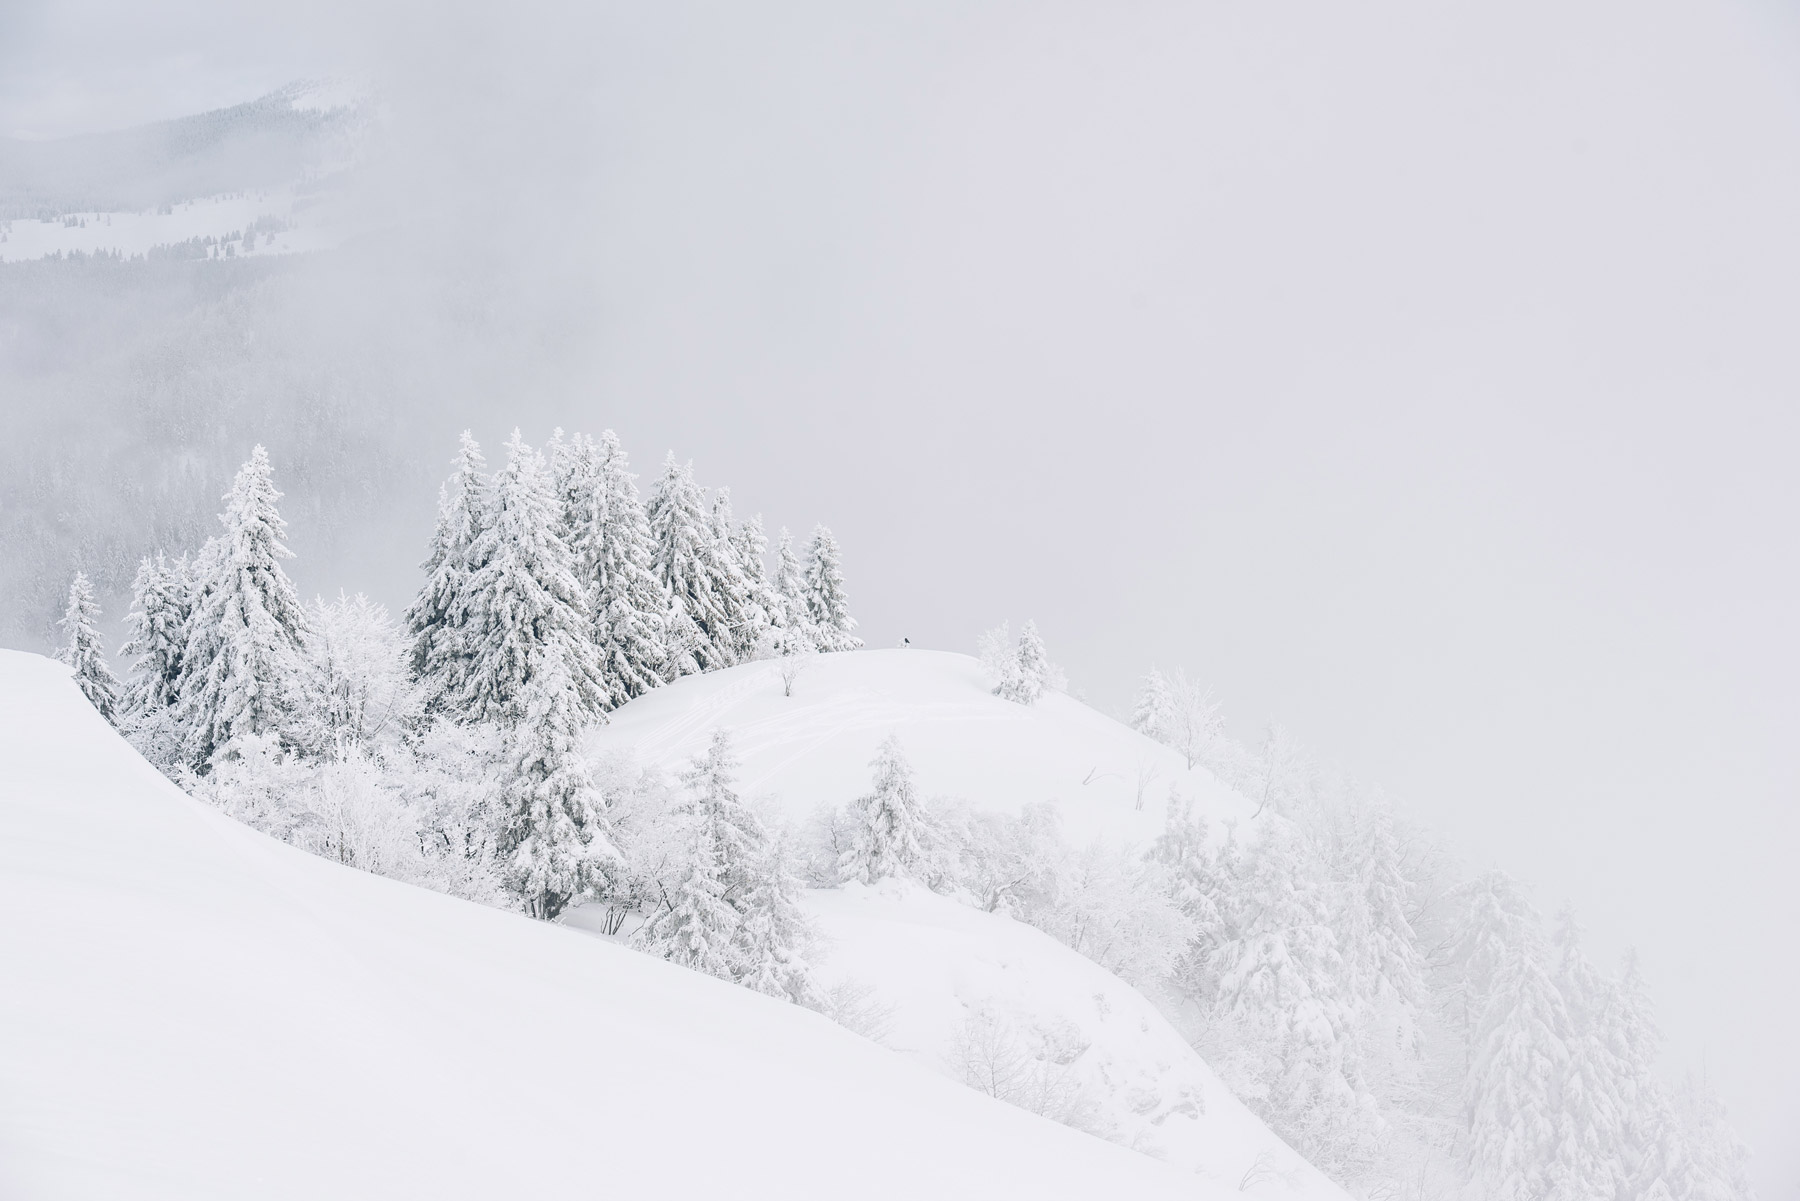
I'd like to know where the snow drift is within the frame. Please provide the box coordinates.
[0,649,1212,1200]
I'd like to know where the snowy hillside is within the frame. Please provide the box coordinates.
[591,648,1257,845]
[0,649,1213,1201]
[806,881,1349,1198]
[586,649,1348,1196]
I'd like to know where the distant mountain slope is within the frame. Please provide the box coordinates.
[590,648,1258,845]
[0,649,1209,1201]
[0,82,368,221]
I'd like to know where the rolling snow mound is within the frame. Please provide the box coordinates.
[0,650,1212,1201]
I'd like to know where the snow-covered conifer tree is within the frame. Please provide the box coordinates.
[1205,822,1366,1158]
[406,432,489,716]
[1131,668,1171,739]
[708,488,762,663]
[802,524,861,652]
[734,829,819,1006]
[647,455,738,672]
[771,527,815,651]
[1550,906,1628,1201]
[56,571,121,721]
[731,512,784,656]
[587,430,671,701]
[1464,933,1572,1201]
[637,729,763,977]
[454,431,605,726]
[120,552,193,717]
[176,446,311,767]
[994,619,1049,704]
[498,648,621,919]
[838,734,932,885]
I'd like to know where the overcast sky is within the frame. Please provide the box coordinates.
[6,0,1799,1192]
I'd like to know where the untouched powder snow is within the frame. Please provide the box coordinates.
[0,650,1215,1200]
[806,881,1351,1199]
[589,649,1348,1197]
[591,648,1259,846]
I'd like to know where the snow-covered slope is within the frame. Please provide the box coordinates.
[591,648,1258,845]
[808,881,1348,1198]
[0,650,1211,1201]
[589,649,1347,1198]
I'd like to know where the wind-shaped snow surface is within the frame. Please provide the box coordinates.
[0,651,1212,1201]
[591,648,1262,845]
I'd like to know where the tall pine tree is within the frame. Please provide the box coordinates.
[453,431,605,726]
[648,455,739,672]
[802,524,861,652]
[586,430,672,703]
[838,734,932,885]
[120,552,193,717]
[499,647,621,919]
[56,571,120,721]
[406,432,490,716]
[771,526,815,651]
[175,446,310,767]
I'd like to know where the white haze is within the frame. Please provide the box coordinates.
[3,1,1797,1193]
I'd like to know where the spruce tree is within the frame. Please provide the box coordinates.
[120,552,193,717]
[1131,668,1171,739]
[454,431,605,726]
[734,829,818,1006]
[838,734,932,885]
[647,455,738,672]
[772,526,816,651]
[499,647,621,919]
[1206,822,1363,1152]
[636,729,763,978]
[56,571,121,721]
[802,524,861,652]
[1464,936,1572,1201]
[589,430,672,702]
[176,446,311,767]
[406,432,489,716]
[1001,619,1050,704]
[1551,907,1629,1200]
[707,488,761,663]
[730,511,781,656]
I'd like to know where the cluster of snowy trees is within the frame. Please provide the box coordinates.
[54,433,860,946]
[785,680,1754,1201]
[1124,669,1756,1201]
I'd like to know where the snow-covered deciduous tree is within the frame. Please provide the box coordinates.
[1131,668,1222,770]
[175,446,311,768]
[406,432,489,717]
[648,455,740,672]
[498,647,621,920]
[301,592,419,756]
[837,734,933,885]
[802,524,861,652]
[56,571,121,721]
[454,431,606,726]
